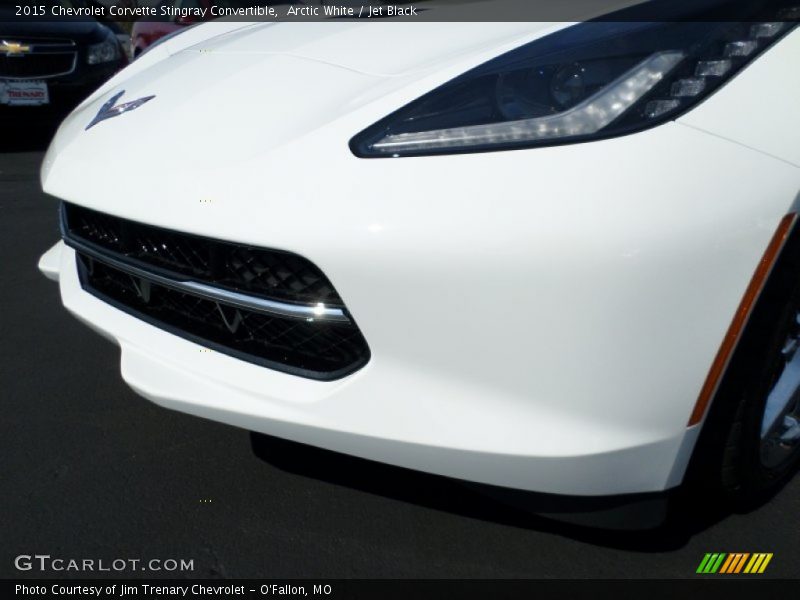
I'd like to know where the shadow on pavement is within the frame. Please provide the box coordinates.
[249,431,789,553]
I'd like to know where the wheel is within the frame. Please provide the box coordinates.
[720,287,800,500]
[690,226,800,506]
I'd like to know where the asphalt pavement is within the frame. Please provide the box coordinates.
[1,129,799,579]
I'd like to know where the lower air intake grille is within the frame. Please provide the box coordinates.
[63,203,369,380]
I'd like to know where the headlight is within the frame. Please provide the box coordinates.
[351,14,795,157]
[87,31,121,65]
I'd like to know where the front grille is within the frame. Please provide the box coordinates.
[0,53,75,78]
[63,202,340,306]
[63,203,370,380]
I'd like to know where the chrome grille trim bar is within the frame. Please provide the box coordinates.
[62,235,351,324]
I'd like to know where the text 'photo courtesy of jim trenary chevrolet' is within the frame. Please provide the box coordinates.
[2,0,800,595]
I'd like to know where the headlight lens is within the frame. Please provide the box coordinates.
[352,16,795,157]
[87,32,121,65]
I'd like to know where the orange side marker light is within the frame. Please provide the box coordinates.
[689,213,797,426]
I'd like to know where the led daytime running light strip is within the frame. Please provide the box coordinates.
[370,51,685,155]
[645,21,789,119]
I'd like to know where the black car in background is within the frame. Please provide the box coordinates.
[0,1,127,123]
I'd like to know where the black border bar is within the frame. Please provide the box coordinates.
[5,0,800,23]
[5,579,800,599]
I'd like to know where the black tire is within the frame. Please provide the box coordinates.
[720,290,800,500]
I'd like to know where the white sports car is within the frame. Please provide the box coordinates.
[38,3,800,526]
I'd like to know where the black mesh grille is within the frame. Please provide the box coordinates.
[0,53,75,78]
[63,202,340,306]
[63,203,369,380]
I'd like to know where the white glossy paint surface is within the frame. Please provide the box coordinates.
[39,23,800,495]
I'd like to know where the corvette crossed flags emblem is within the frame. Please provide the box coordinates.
[86,90,155,130]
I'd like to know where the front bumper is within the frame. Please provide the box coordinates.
[43,237,704,497]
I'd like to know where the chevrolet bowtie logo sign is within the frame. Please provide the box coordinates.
[0,40,32,55]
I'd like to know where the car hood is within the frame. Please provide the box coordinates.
[194,0,642,77]
[42,21,563,160]
[40,22,568,232]
[194,21,553,76]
